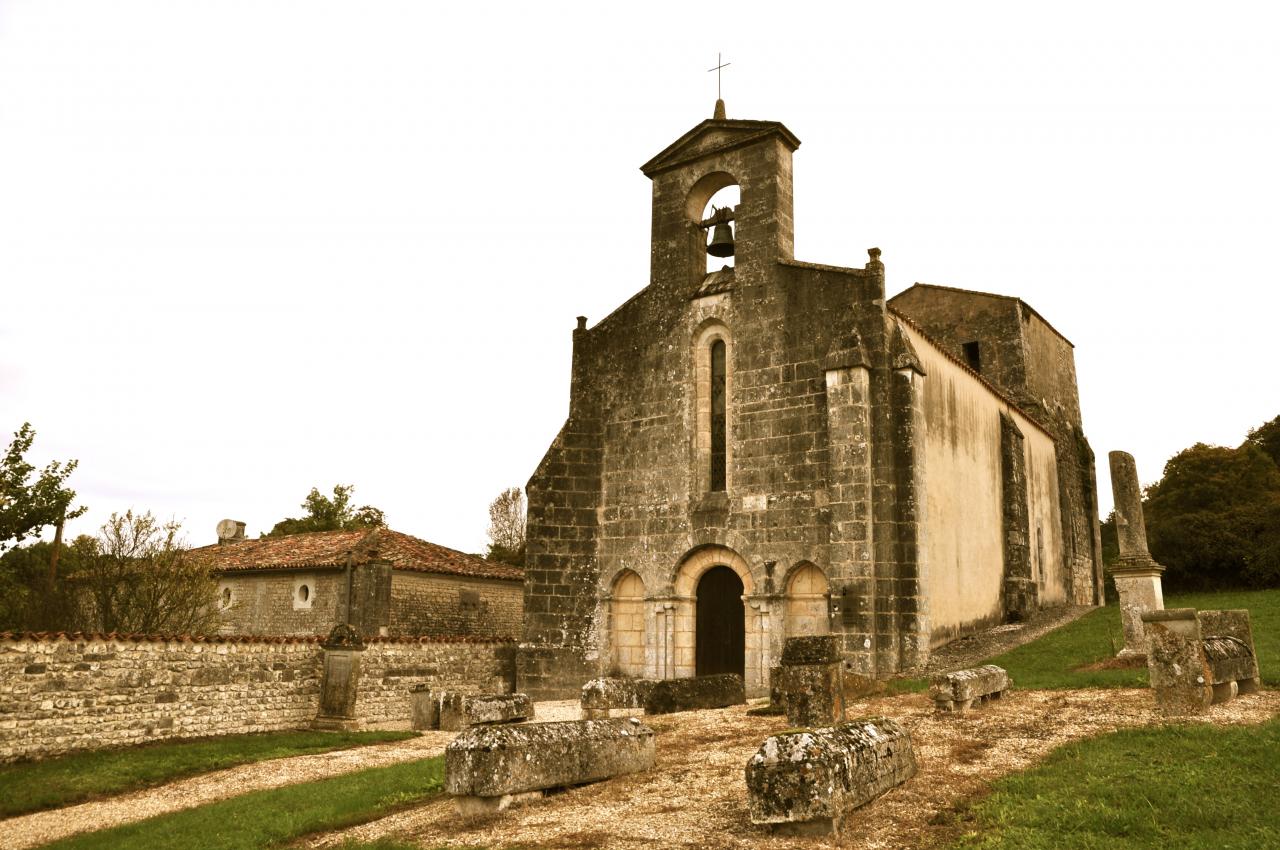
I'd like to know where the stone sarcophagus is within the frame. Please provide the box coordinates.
[1141,608,1261,716]
[445,718,655,813]
[929,665,1011,712]
[410,687,533,731]
[746,717,917,836]
[642,673,745,715]
[773,635,846,727]
[580,677,656,719]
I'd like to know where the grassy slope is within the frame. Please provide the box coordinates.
[0,729,415,819]
[893,588,1280,691]
[950,715,1280,850]
[42,757,444,850]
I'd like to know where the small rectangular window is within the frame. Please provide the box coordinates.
[962,341,982,373]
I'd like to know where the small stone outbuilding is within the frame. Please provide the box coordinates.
[196,527,523,640]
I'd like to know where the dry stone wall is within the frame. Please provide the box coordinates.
[0,633,514,762]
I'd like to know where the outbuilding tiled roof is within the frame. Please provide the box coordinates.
[191,528,523,582]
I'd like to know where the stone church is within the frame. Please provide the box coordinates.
[518,102,1103,699]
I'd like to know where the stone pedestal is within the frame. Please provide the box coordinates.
[312,624,364,731]
[1111,562,1165,656]
[775,636,845,728]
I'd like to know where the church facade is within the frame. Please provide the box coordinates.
[518,105,1102,699]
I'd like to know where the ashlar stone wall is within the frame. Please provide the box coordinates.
[0,633,514,762]
[388,573,523,640]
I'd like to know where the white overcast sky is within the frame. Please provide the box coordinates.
[3,1,1278,553]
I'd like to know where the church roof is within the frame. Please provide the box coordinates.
[192,528,523,582]
[640,116,800,177]
[889,282,1075,348]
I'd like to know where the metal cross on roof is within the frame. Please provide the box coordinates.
[708,53,730,100]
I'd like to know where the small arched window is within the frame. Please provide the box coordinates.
[710,340,727,491]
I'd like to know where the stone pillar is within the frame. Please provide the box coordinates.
[1107,451,1165,656]
[1000,413,1036,620]
[312,624,365,731]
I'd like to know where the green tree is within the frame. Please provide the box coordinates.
[1144,437,1280,590]
[485,487,526,567]
[266,485,386,537]
[80,510,218,634]
[1246,415,1280,468]
[0,536,95,631]
[0,423,87,551]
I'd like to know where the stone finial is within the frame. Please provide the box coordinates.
[576,316,587,331]
[713,98,726,120]
[867,247,882,263]
[1108,451,1152,563]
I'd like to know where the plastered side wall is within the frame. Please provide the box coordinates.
[0,635,514,762]
[388,573,523,640]
[215,571,343,636]
[906,326,1065,644]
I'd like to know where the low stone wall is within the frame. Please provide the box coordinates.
[0,633,515,762]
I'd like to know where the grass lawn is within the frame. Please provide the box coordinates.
[0,729,415,819]
[892,587,1280,691]
[947,714,1280,850]
[41,756,444,850]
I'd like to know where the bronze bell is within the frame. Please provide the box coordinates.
[707,222,735,258]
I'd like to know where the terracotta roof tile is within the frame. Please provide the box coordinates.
[0,631,516,645]
[190,528,523,582]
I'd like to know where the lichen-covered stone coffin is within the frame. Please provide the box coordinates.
[929,664,1011,711]
[445,718,656,797]
[746,717,917,835]
[437,692,534,731]
[580,677,656,717]
[643,673,745,715]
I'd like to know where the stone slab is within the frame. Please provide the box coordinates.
[642,674,745,715]
[928,665,1011,712]
[445,717,655,798]
[746,717,917,835]
[1142,609,1212,716]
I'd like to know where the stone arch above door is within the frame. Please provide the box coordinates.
[673,545,754,598]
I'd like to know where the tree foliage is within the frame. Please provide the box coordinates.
[485,487,526,567]
[1247,415,1280,468]
[1144,422,1280,591]
[0,423,87,551]
[79,510,218,634]
[0,536,95,631]
[266,485,386,537]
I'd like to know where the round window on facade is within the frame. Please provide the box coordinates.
[220,587,232,608]
[298,584,310,603]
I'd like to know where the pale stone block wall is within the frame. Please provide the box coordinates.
[388,573,523,639]
[215,570,344,636]
[0,634,514,762]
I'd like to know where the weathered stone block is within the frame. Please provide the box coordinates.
[780,635,841,666]
[437,691,534,731]
[410,684,437,731]
[929,665,1010,712]
[580,677,655,718]
[642,674,745,715]
[1142,609,1212,716]
[445,717,655,809]
[775,664,845,728]
[746,717,917,835]
[1199,609,1260,692]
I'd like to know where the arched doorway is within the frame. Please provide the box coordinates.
[696,565,744,678]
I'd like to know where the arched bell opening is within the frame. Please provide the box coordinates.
[700,185,740,274]
[695,565,745,678]
[686,171,740,276]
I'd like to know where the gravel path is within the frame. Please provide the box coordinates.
[312,688,1280,850]
[0,731,455,850]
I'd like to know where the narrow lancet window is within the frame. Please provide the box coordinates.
[710,339,727,491]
